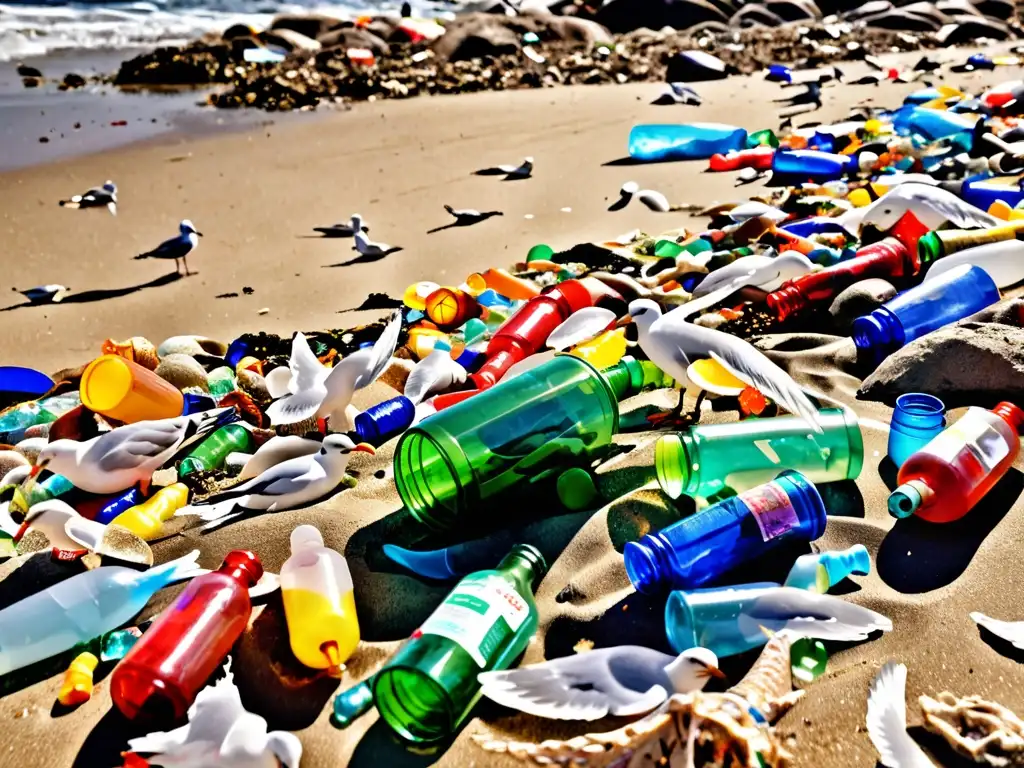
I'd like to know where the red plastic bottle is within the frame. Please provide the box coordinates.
[708,146,775,172]
[766,238,915,320]
[889,402,1024,523]
[110,550,263,721]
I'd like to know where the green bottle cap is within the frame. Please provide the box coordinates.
[655,434,690,499]
[682,238,712,255]
[917,231,943,264]
[888,483,922,518]
[556,468,599,511]
[790,637,828,683]
[527,244,554,262]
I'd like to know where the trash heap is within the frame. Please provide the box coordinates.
[8,64,1024,768]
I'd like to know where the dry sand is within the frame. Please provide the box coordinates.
[3,51,1024,768]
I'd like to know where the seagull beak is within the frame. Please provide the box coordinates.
[352,443,376,455]
[195,231,204,237]
[699,664,727,680]
[27,463,43,478]
[12,520,31,545]
[615,316,634,328]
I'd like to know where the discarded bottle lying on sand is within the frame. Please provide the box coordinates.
[110,483,191,540]
[178,423,254,476]
[79,355,186,424]
[628,123,747,162]
[784,544,871,592]
[923,239,1024,290]
[917,220,1024,264]
[395,355,667,530]
[111,550,262,720]
[892,106,974,141]
[281,525,359,673]
[0,550,203,676]
[332,544,546,742]
[654,408,863,500]
[888,393,946,468]
[708,146,775,172]
[352,395,417,445]
[889,402,1024,523]
[625,471,827,593]
[852,264,1000,365]
[772,149,855,181]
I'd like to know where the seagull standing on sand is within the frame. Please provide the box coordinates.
[478,646,723,721]
[59,180,117,215]
[29,408,236,495]
[627,298,823,430]
[134,220,203,275]
[265,312,402,430]
[867,662,937,768]
[352,230,401,258]
[180,433,375,526]
[313,213,368,238]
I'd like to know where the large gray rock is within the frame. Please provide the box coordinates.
[829,279,897,331]
[431,15,521,61]
[858,321,1024,407]
[156,354,209,392]
[317,26,391,56]
[269,14,344,40]
[596,0,731,33]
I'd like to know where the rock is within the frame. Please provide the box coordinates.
[597,0,730,33]
[665,50,730,81]
[269,14,344,40]
[21,76,42,88]
[16,63,43,78]
[544,15,612,44]
[222,23,260,40]
[767,0,821,19]
[963,297,1024,327]
[431,15,521,61]
[114,44,232,86]
[157,335,226,357]
[970,0,1014,18]
[155,354,210,392]
[14,437,48,463]
[858,322,1024,407]
[0,451,29,480]
[860,10,942,32]
[935,17,1011,42]
[317,27,391,56]
[259,28,322,52]
[58,73,86,90]
[829,279,897,330]
[236,368,271,403]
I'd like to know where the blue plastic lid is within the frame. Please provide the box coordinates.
[0,366,54,397]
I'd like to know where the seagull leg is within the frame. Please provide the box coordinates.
[173,257,181,275]
[183,255,191,276]
[645,387,701,430]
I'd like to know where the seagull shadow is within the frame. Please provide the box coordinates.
[323,249,403,268]
[0,273,183,311]
[608,196,632,211]
[426,213,502,234]
[974,622,1024,664]
[72,706,156,768]
[603,156,669,167]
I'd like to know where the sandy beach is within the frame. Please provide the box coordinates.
[4,48,1024,768]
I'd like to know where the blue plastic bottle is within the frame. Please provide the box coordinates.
[961,174,1024,211]
[892,106,974,141]
[888,393,946,467]
[624,471,827,594]
[852,264,1000,364]
[772,149,854,181]
[664,582,781,657]
[784,544,871,592]
[352,396,416,445]
[628,123,748,162]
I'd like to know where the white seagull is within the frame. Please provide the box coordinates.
[970,612,1024,648]
[628,297,824,430]
[179,433,375,527]
[837,183,999,236]
[352,230,401,258]
[237,435,322,481]
[11,499,152,566]
[14,284,71,304]
[478,646,723,721]
[691,251,815,299]
[867,662,937,768]
[313,213,368,238]
[135,220,203,275]
[30,408,236,495]
[265,311,402,430]
[127,659,302,768]
[403,347,467,404]
[60,180,117,215]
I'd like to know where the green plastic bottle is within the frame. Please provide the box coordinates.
[655,408,863,500]
[178,423,254,476]
[394,355,668,530]
[334,545,547,742]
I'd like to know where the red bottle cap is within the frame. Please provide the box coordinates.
[220,550,263,587]
[543,279,593,315]
[994,402,1024,434]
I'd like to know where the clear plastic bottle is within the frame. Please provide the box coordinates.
[628,123,747,162]
[924,239,1024,289]
[281,525,359,673]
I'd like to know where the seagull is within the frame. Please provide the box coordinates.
[546,307,616,351]
[10,499,152,566]
[867,662,937,768]
[691,252,815,299]
[59,180,117,215]
[627,297,824,430]
[475,157,533,180]
[651,82,702,105]
[403,347,467,404]
[352,230,401,258]
[478,646,723,721]
[970,612,1024,648]
[265,312,402,431]
[179,433,375,527]
[126,659,302,768]
[134,220,203,275]
[13,284,71,304]
[237,436,322,481]
[313,213,368,238]
[429,204,503,232]
[29,408,236,495]
[837,183,999,237]
[609,181,639,212]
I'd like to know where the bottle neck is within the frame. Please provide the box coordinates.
[624,535,673,594]
[851,307,904,358]
[496,545,547,593]
[994,401,1024,434]
[766,284,805,320]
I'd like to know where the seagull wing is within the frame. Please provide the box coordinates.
[264,337,330,425]
[219,712,270,763]
[742,588,893,642]
[265,387,326,425]
[970,612,1024,649]
[202,455,317,502]
[180,670,248,746]
[140,235,190,260]
[691,257,770,297]
[404,351,467,404]
[547,307,616,351]
[286,332,327,395]
[92,422,187,473]
[867,662,936,768]
[895,184,999,230]
[353,310,402,390]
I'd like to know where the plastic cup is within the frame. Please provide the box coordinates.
[80,355,184,424]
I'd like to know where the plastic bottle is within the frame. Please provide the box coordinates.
[767,238,914,320]
[281,525,359,673]
[961,175,1024,211]
[922,239,1024,290]
[655,409,863,500]
[889,402,1024,523]
[395,355,666,529]
[894,107,974,141]
[569,328,627,369]
[664,582,781,657]
[625,471,827,594]
[57,652,98,706]
[0,401,59,443]
[425,288,483,330]
[79,355,185,424]
[111,550,263,721]
[852,265,1000,364]
[784,545,871,592]
[472,268,540,301]
[708,146,775,172]
[917,220,1024,264]
[772,149,855,181]
[84,486,148,525]
[352,396,417,445]
[628,123,748,162]
[340,545,546,742]
[206,367,237,398]
[888,394,946,468]
[110,483,191,540]
[0,550,203,675]
[178,423,254,476]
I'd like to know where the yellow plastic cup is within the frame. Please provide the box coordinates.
[80,354,184,424]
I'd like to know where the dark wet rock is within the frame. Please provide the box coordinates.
[858,321,1024,408]
[222,23,259,40]
[970,0,1014,18]
[16,62,43,78]
[269,13,344,40]
[317,26,391,56]
[861,10,943,32]
[666,49,730,81]
[599,0,731,33]
[22,77,42,89]
[431,15,522,61]
[936,16,1011,42]
[936,0,982,15]
[115,43,233,86]
[58,73,86,90]
[829,279,897,331]
[731,5,785,26]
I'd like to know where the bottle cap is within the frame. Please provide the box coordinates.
[655,434,690,499]
[889,483,923,518]
[290,524,324,552]
[917,231,944,264]
[220,549,264,587]
[556,468,599,511]
[499,544,548,589]
[994,401,1024,434]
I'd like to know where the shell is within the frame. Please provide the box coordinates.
[102,337,160,370]
[478,632,802,767]
[920,692,1024,766]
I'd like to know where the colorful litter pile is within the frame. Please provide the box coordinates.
[9,67,1024,767]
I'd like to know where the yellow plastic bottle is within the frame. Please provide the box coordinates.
[110,483,191,540]
[58,652,98,707]
[281,525,359,674]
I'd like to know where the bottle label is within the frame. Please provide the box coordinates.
[923,410,1010,474]
[741,481,799,542]
[418,574,529,668]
